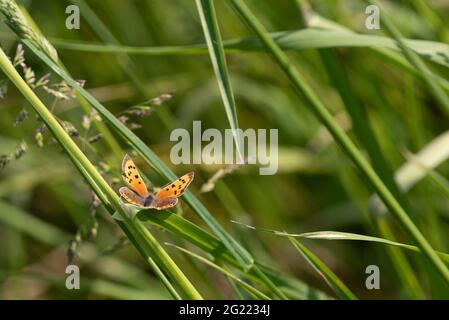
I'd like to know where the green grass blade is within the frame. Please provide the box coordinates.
[50,39,209,55]
[120,221,183,300]
[166,243,271,300]
[411,0,448,41]
[288,237,357,300]
[298,231,449,262]
[140,204,289,299]
[368,0,449,118]
[233,221,449,264]
[47,27,449,93]
[228,0,449,286]
[195,0,242,160]
[48,29,449,69]
[307,13,449,94]
[139,210,328,299]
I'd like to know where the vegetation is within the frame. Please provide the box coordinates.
[1,0,449,299]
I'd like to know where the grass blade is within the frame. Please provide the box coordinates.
[139,210,329,299]
[195,0,242,160]
[368,0,449,118]
[48,29,449,69]
[166,243,271,300]
[306,13,449,94]
[288,237,357,300]
[140,205,287,299]
[298,231,449,262]
[232,221,449,264]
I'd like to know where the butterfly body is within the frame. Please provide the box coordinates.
[119,154,193,210]
[143,195,155,207]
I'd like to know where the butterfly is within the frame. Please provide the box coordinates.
[119,154,194,210]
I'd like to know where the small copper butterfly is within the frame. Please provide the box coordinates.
[119,154,193,210]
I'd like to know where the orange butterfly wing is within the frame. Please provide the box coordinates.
[154,172,194,201]
[119,154,193,211]
[119,187,146,207]
[122,154,149,197]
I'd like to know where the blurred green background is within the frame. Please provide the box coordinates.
[1,0,449,299]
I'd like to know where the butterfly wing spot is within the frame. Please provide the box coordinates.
[154,171,194,201]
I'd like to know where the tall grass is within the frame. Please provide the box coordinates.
[1,0,449,299]
[229,0,449,286]
[5,0,255,273]
[0,43,202,300]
